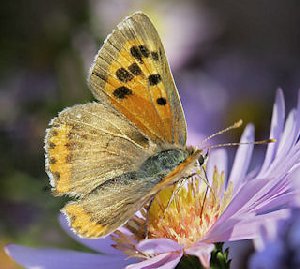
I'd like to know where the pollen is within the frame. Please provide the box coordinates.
[147,166,233,248]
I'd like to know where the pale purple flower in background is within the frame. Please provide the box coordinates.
[89,0,220,70]
[249,208,300,269]
[5,89,300,268]
[179,71,229,143]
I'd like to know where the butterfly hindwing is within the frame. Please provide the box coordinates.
[63,172,153,238]
[89,12,187,147]
[45,102,157,197]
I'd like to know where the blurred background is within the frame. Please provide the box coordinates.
[0,0,299,268]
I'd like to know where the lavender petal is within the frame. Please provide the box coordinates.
[185,243,214,268]
[126,252,182,269]
[207,149,227,187]
[259,89,285,175]
[136,239,182,255]
[5,244,132,269]
[228,123,254,190]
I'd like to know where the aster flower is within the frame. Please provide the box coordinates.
[114,89,299,268]
[5,89,300,268]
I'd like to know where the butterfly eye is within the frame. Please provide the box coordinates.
[198,155,205,166]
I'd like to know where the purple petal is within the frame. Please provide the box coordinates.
[255,193,295,214]
[297,89,300,132]
[209,209,289,242]
[259,89,285,175]
[207,149,227,186]
[126,252,182,269]
[211,177,268,227]
[185,243,214,268]
[5,244,132,269]
[274,110,297,161]
[136,239,182,256]
[204,217,241,242]
[289,165,300,206]
[205,173,292,241]
[59,214,123,255]
[228,124,254,190]
[232,210,289,240]
[260,110,299,179]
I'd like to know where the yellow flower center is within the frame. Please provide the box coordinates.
[147,166,233,248]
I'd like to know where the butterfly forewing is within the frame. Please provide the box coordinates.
[89,12,187,147]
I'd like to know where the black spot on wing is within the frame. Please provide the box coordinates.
[151,51,159,61]
[139,45,150,57]
[113,86,133,99]
[128,63,142,75]
[149,74,162,86]
[156,97,167,105]
[53,171,60,180]
[49,142,56,149]
[130,46,143,63]
[65,142,76,150]
[130,45,150,63]
[116,68,134,82]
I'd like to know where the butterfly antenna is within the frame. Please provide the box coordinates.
[199,119,243,146]
[202,138,276,150]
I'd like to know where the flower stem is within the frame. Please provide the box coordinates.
[175,255,203,269]
[210,243,231,269]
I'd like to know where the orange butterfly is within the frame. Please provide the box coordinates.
[45,12,202,238]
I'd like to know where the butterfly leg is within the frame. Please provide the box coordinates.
[160,172,197,220]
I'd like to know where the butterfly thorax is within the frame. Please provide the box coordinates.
[137,149,189,183]
[138,147,202,195]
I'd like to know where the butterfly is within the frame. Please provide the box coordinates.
[45,11,203,238]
